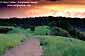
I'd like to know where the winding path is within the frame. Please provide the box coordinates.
[4,38,43,56]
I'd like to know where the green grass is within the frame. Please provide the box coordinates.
[8,26,51,36]
[34,26,51,35]
[0,33,24,55]
[0,26,84,56]
[39,36,85,56]
[0,26,50,55]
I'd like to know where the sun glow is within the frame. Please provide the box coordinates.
[25,4,85,18]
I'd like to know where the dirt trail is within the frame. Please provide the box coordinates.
[4,38,43,56]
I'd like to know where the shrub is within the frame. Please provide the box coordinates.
[34,26,51,35]
[30,26,35,32]
[49,27,71,37]
[0,28,12,33]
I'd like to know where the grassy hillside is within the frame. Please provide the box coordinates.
[39,36,85,56]
[0,26,84,56]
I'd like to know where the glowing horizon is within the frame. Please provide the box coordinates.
[1,1,85,18]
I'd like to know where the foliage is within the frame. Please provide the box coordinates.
[30,25,35,32]
[48,19,85,40]
[49,27,71,37]
[0,26,84,56]
[34,26,51,35]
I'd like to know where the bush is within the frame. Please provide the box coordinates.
[49,27,71,37]
[67,28,85,41]
[0,28,12,33]
[48,19,85,41]
[34,26,51,35]
[30,26,35,32]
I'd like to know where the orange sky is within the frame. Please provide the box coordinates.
[0,0,85,18]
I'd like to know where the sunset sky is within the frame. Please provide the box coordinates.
[0,0,85,18]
